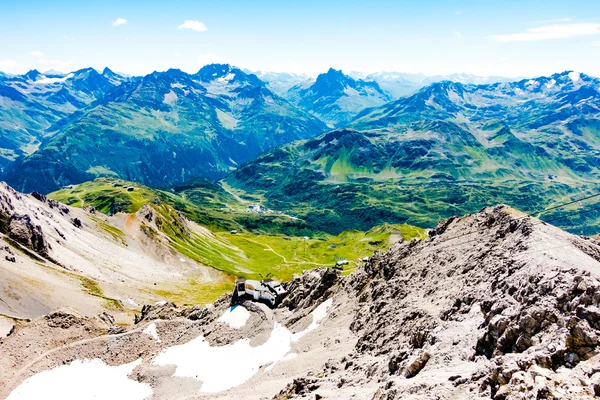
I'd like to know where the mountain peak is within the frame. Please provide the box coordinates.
[72,67,100,80]
[326,67,344,76]
[24,69,41,80]
[197,63,236,78]
[196,63,264,87]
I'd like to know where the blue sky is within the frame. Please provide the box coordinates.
[1,0,599,77]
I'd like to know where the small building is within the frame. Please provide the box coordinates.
[230,230,238,234]
[234,278,287,308]
[335,260,349,267]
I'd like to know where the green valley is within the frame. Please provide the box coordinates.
[49,178,427,299]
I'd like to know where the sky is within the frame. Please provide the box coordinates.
[1,0,600,78]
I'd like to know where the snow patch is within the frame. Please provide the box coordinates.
[568,71,581,83]
[125,298,138,307]
[265,352,297,372]
[163,90,178,105]
[217,305,250,329]
[6,359,151,400]
[154,299,333,393]
[217,73,235,83]
[344,86,360,97]
[35,73,73,85]
[545,79,556,89]
[143,322,161,342]
[525,80,540,90]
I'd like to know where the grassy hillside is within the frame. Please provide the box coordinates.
[49,178,427,287]
[50,177,316,236]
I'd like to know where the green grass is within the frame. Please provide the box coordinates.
[90,215,126,243]
[47,177,431,306]
[152,280,236,306]
[49,177,317,236]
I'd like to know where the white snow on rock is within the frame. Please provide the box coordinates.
[143,322,161,342]
[154,299,333,393]
[125,298,139,307]
[6,359,151,400]
[217,305,251,329]
[568,71,581,84]
[265,352,297,372]
[35,74,73,85]
[217,73,235,83]
[163,90,178,105]
[0,316,14,338]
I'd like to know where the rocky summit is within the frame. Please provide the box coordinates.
[3,205,600,399]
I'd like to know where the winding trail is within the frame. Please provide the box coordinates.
[242,238,330,266]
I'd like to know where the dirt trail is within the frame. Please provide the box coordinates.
[243,238,331,266]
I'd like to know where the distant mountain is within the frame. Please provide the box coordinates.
[248,70,311,96]
[349,71,519,98]
[0,67,128,169]
[227,71,600,234]
[286,68,393,127]
[4,64,327,193]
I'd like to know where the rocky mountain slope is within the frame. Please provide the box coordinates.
[2,64,326,193]
[0,68,129,170]
[0,180,234,322]
[2,205,600,399]
[286,68,392,127]
[227,71,600,234]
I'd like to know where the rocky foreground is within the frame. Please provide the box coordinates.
[2,205,600,399]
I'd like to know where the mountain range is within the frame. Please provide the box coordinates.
[227,71,600,234]
[0,67,128,169]
[1,65,599,235]
[284,68,393,127]
[2,65,326,193]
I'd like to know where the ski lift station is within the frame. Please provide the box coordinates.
[234,278,287,308]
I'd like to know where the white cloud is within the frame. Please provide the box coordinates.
[112,18,127,26]
[0,60,22,74]
[174,52,183,57]
[534,18,572,24]
[197,53,227,65]
[454,32,463,39]
[178,20,208,32]
[455,11,463,15]
[28,51,45,57]
[37,59,78,73]
[487,23,600,42]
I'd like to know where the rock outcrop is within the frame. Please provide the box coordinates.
[275,205,600,399]
[7,214,49,256]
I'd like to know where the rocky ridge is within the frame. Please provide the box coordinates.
[276,205,600,399]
